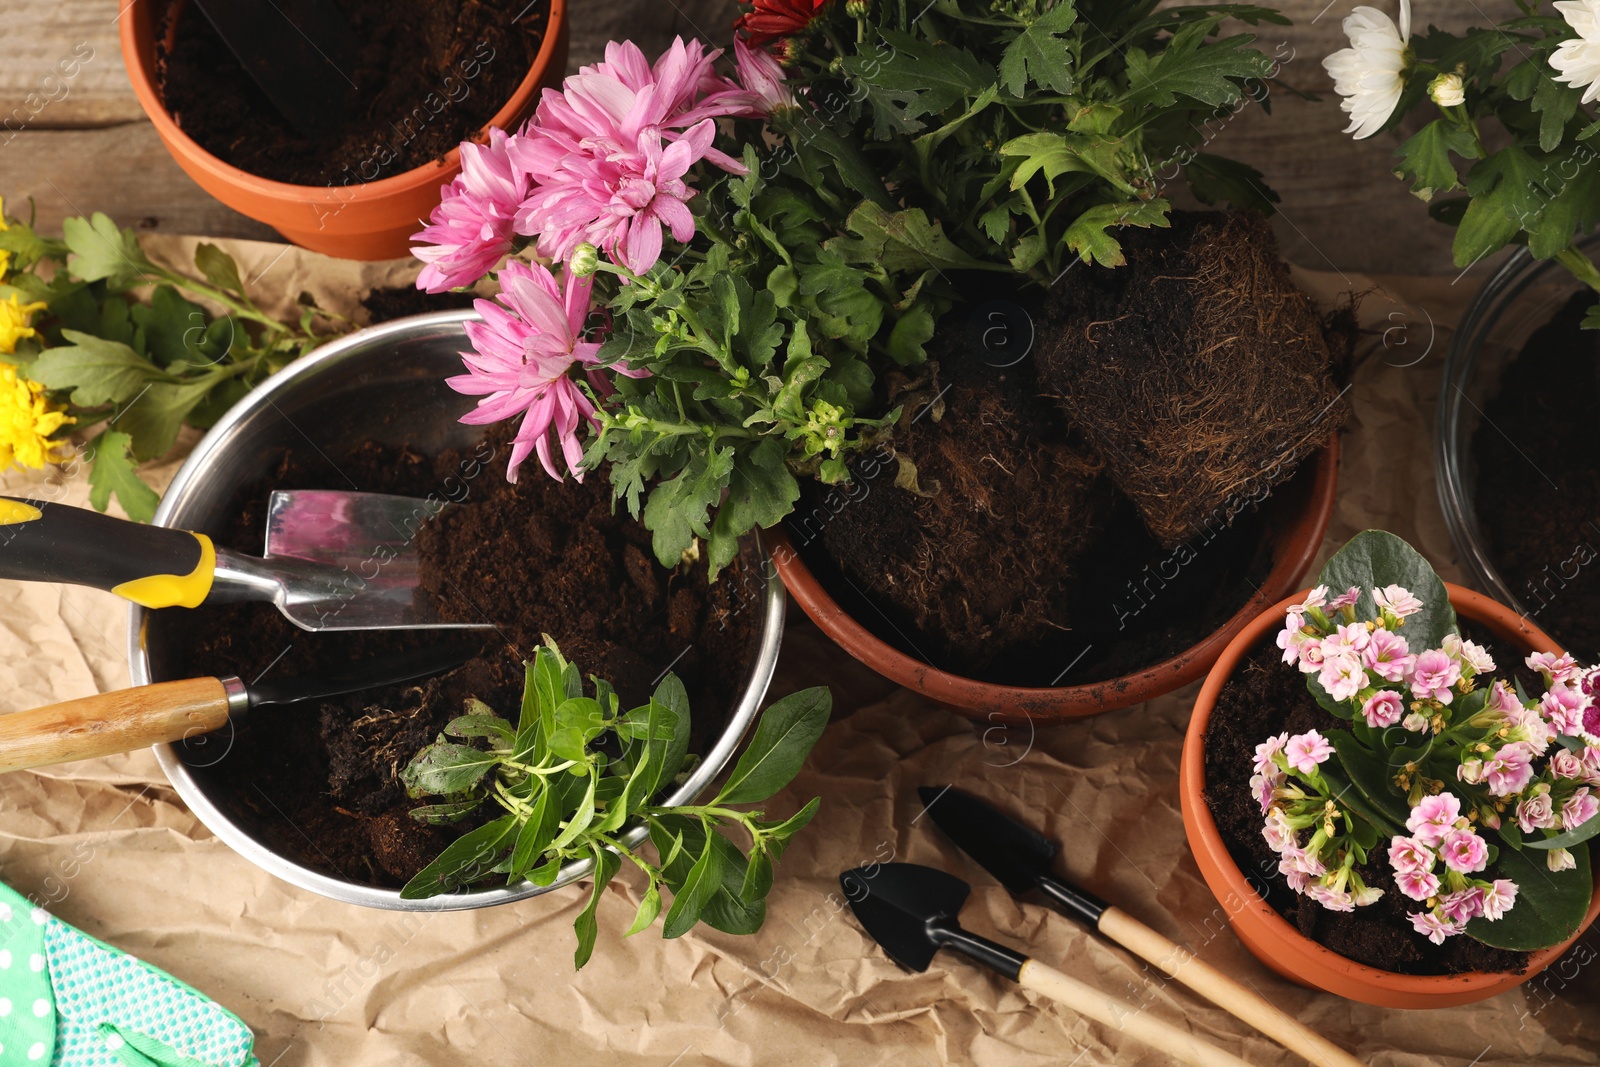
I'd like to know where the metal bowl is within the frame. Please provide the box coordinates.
[127,310,786,910]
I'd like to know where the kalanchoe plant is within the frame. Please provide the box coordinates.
[0,200,341,518]
[1324,0,1600,326]
[399,639,829,968]
[1258,530,1600,951]
[412,2,1295,573]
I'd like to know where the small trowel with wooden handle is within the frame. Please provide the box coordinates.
[0,639,481,775]
[0,492,491,632]
[840,863,1255,1067]
[918,786,1366,1067]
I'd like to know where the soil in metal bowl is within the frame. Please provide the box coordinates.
[796,212,1353,685]
[156,0,551,186]
[1203,633,1532,976]
[154,422,761,889]
[1473,291,1600,660]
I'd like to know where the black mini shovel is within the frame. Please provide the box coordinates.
[841,863,1254,1067]
[918,787,1365,1067]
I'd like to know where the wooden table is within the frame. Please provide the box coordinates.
[1,0,1522,276]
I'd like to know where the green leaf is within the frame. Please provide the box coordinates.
[1323,730,1412,835]
[1454,148,1546,267]
[117,378,217,461]
[715,687,831,805]
[445,709,516,748]
[642,445,735,566]
[1062,199,1171,268]
[829,201,996,274]
[707,437,801,577]
[1466,840,1591,950]
[63,212,153,291]
[29,330,168,407]
[85,430,159,521]
[1119,25,1273,110]
[515,647,563,760]
[1522,813,1600,851]
[509,783,560,876]
[400,814,517,898]
[1316,530,1457,655]
[193,242,246,296]
[624,884,663,937]
[1527,159,1600,261]
[661,832,726,938]
[401,741,500,798]
[1531,73,1583,153]
[548,697,607,762]
[840,28,994,138]
[740,850,773,904]
[754,796,821,862]
[1001,131,1136,196]
[999,2,1078,96]
[408,799,483,825]
[1183,153,1279,213]
[547,769,598,853]
[1393,121,1477,200]
[572,845,622,968]
[886,303,937,365]
[131,285,212,369]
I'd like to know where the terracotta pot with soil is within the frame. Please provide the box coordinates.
[128,312,785,910]
[776,212,1350,721]
[1181,584,1600,1008]
[119,0,569,259]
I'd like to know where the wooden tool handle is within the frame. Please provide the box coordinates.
[1017,959,1255,1067]
[1097,907,1365,1067]
[0,678,234,774]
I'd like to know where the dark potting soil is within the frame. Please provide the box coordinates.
[361,285,480,324]
[1473,291,1600,660]
[1204,634,1534,976]
[794,218,1354,685]
[1036,211,1350,549]
[153,423,761,888]
[156,0,550,186]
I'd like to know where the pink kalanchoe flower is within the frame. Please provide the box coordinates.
[1252,733,1290,778]
[1362,629,1413,683]
[1488,679,1524,716]
[1541,684,1587,735]
[1480,879,1518,921]
[1297,639,1327,676]
[1561,787,1599,831]
[1406,792,1463,847]
[1305,884,1356,912]
[1527,650,1580,685]
[1516,792,1557,833]
[1327,585,1362,611]
[1277,613,1310,666]
[449,261,644,483]
[1362,689,1405,728]
[1373,584,1423,617]
[1439,886,1485,923]
[1289,585,1328,614]
[1387,835,1435,873]
[412,128,530,293]
[1551,748,1586,780]
[1482,741,1538,797]
[1322,622,1371,657]
[1251,773,1278,814]
[1285,730,1335,774]
[1262,809,1298,853]
[1549,847,1577,872]
[1396,867,1442,902]
[1460,639,1495,674]
[1410,648,1462,704]
[1319,653,1368,703]
[1411,910,1463,944]
[1439,828,1489,873]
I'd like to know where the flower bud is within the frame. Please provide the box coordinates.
[1429,73,1465,108]
[568,243,600,276]
[845,0,870,15]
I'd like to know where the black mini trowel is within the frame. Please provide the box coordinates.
[840,862,1254,1067]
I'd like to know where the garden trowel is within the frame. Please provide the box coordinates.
[918,786,1366,1067]
[839,862,1253,1067]
[0,492,489,632]
[0,638,481,774]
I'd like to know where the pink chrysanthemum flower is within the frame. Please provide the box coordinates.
[449,261,645,483]
[732,38,797,115]
[413,128,530,293]
[509,37,761,274]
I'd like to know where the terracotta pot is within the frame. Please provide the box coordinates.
[772,437,1340,723]
[118,0,568,260]
[1180,582,1600,1009]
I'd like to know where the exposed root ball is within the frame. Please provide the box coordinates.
[1036,211,1348,548]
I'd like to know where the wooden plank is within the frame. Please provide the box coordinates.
[0,0,141,128]
[1,124,278,241]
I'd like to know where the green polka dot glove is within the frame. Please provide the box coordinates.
[0,882,257,1066]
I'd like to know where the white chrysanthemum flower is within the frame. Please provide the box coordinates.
[1323,2,1412,140]
[1429,72,1465,107]
[1551,1,1600,104]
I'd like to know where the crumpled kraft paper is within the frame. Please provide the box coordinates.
[0,239,1595,1066]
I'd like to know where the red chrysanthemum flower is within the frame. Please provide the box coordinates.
[734,0,830,46]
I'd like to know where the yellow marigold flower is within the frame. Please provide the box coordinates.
[0,363,73,470]
[0,293,47,354]
[0,193,10,280]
